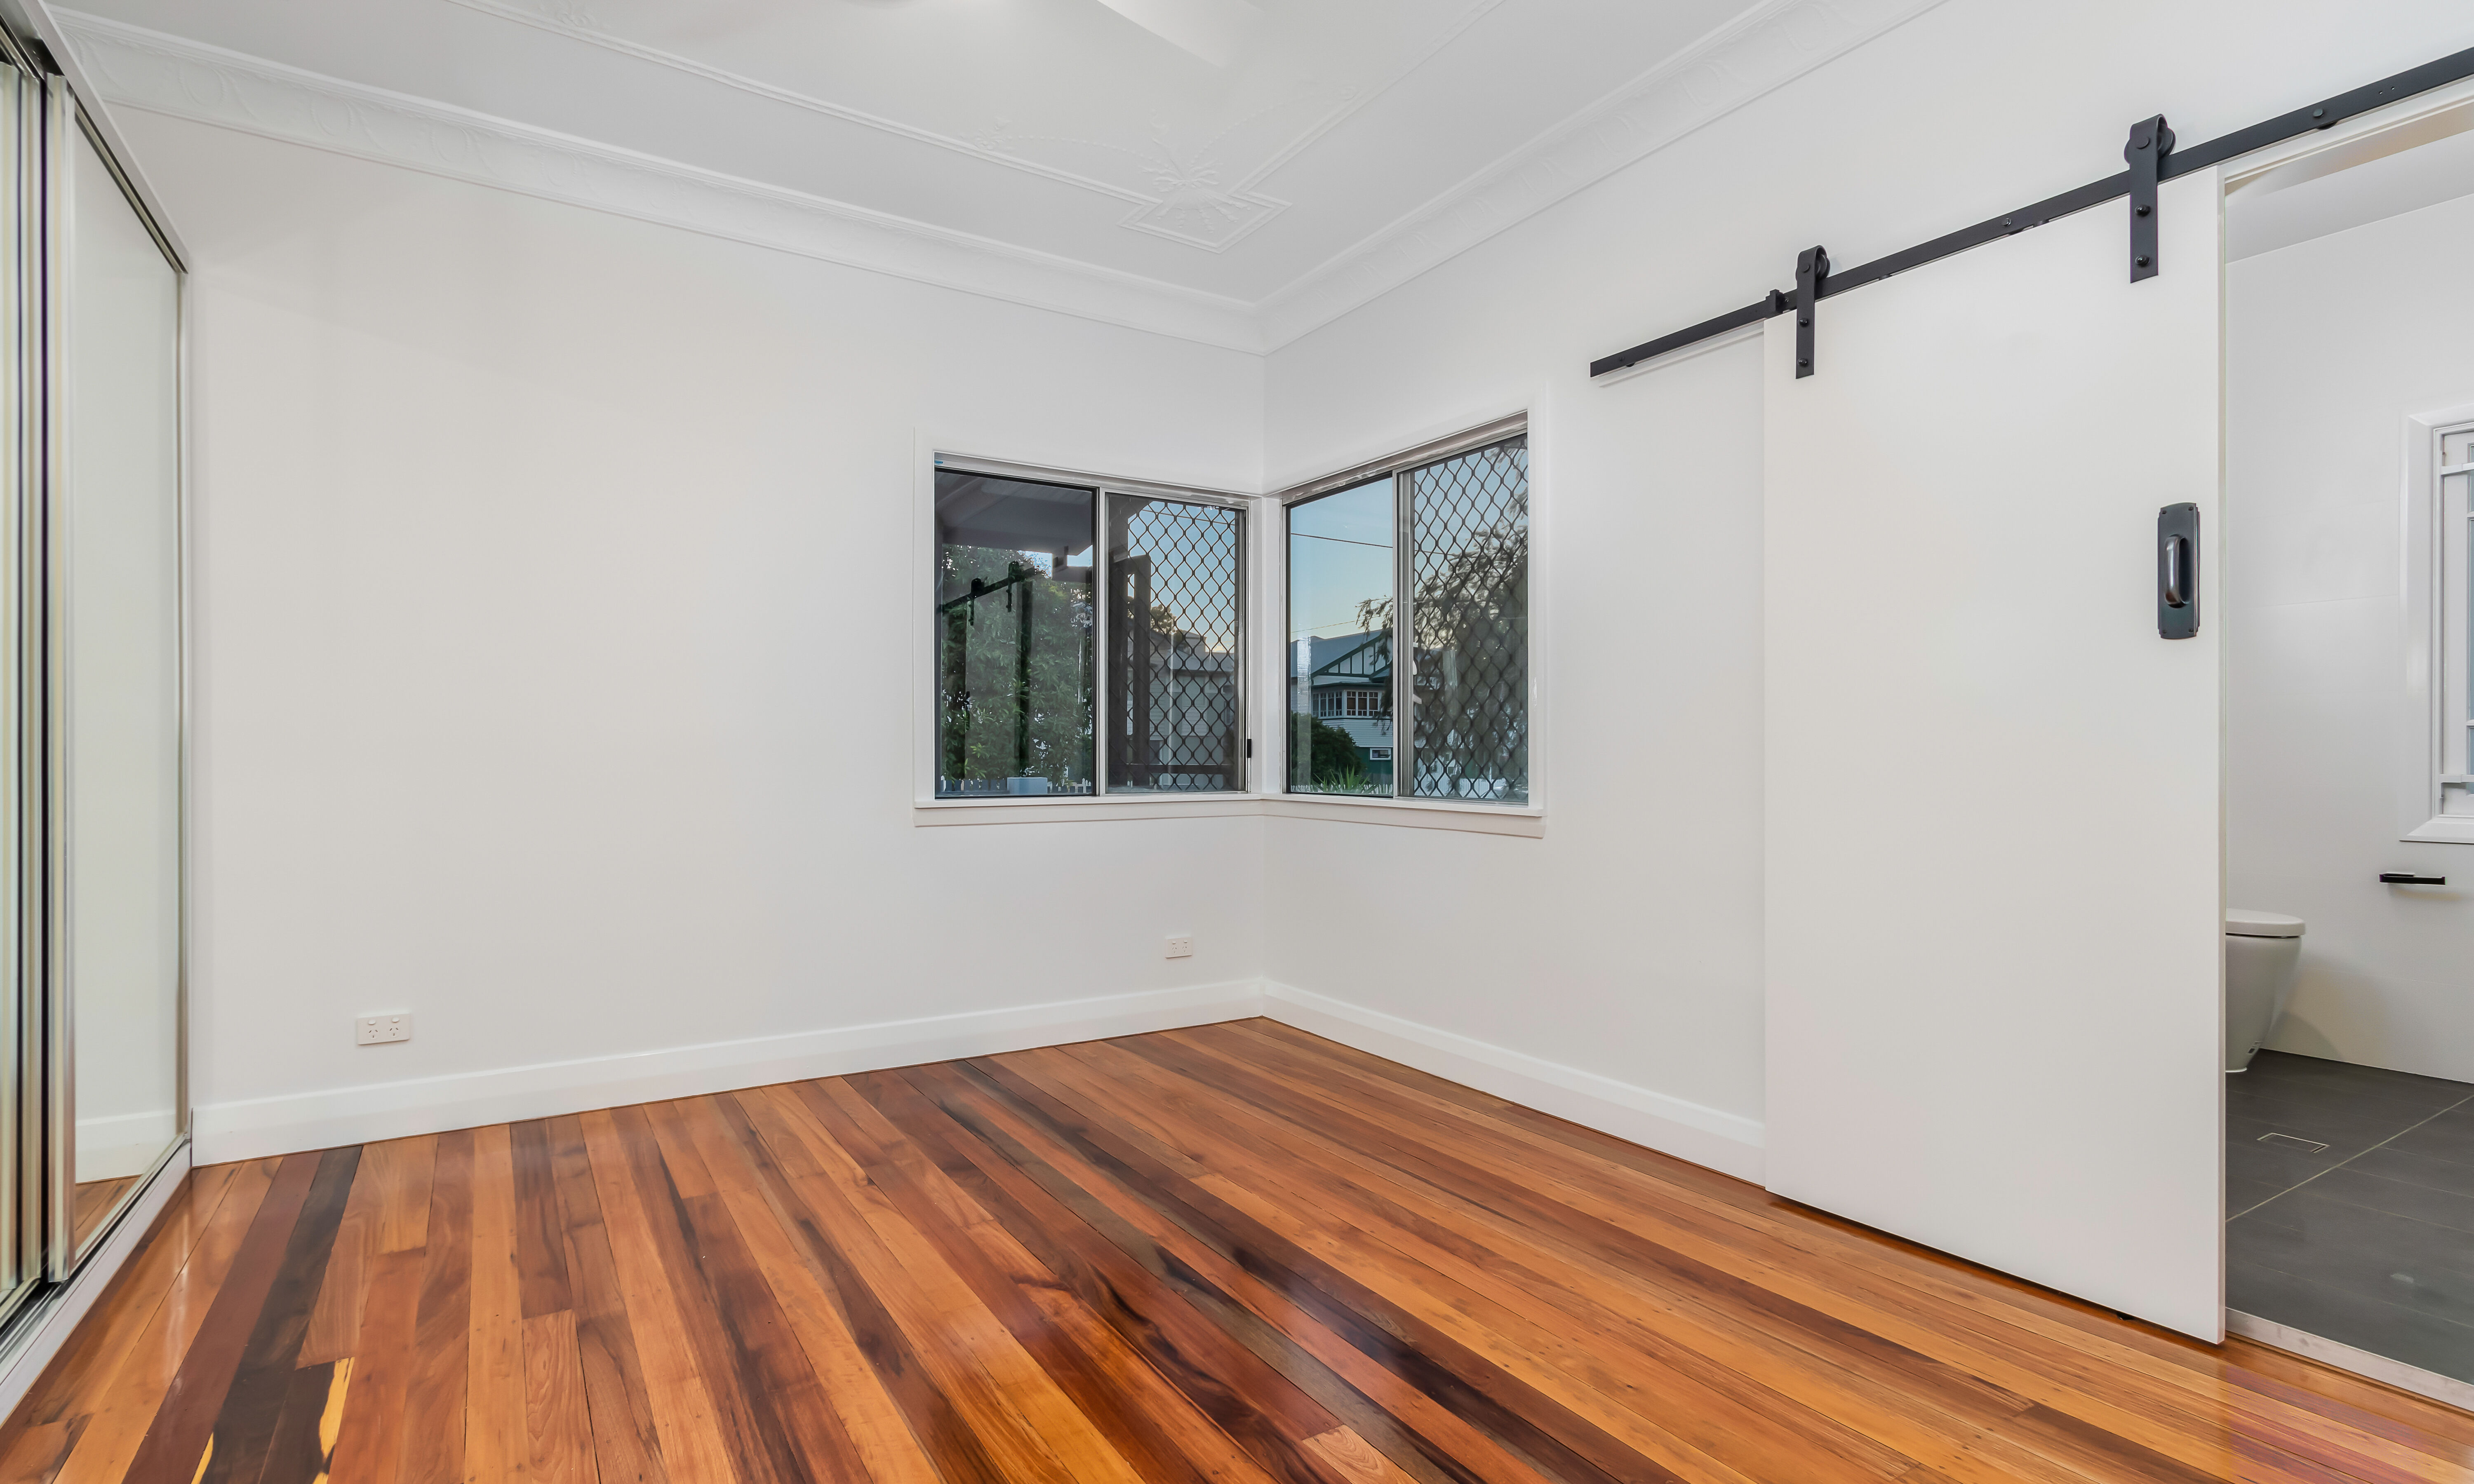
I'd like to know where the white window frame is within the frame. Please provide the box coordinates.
[1273,412,1540,819]
[915,446,1260,823]
[909,419,1545,838]
[2400,403,2474,843]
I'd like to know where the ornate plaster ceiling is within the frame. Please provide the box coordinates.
[442,0,1529,256]
[42,0,1947,348]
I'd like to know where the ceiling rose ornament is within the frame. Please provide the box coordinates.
[1121,145,1284,249]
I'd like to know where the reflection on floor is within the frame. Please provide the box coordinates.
[67,1175,134,1252]
[4,1023,2470,1482]
[2229,1048,2474,1383]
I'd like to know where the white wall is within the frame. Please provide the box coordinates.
[128,114,1270,1160]
[2229,188,2474,1082]
[1263,0,2474,1169]
[122,0,2474,1166]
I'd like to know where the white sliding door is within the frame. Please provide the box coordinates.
[1763,169,2225,1338]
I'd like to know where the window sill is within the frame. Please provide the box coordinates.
[2402,815,2474,845]
[913,794,1262,826]
[910,792,1545,836]
[1262,794,1544,838]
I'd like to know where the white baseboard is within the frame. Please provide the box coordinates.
[75,1142,172,1183]
[74,1108,176,1139]
[193,981,1268,1162]
[1260,982,1766,1183]
[0,1141,190,1425]
[77,1109,179,1180]
[192,978,1769,1187]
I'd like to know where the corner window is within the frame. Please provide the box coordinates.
[934,463,1245,800]
[1284,423,1529,804]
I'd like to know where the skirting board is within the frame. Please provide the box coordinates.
[2227,1308,2474,1412]
[193,981,1266,1163]
[1260,981,1767,1183]
[192,978,1769,1188]
[0,1140,190,1425]
[78,1108,180,1180]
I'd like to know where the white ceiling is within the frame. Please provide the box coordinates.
[2227,114,2474,261]
[45,0,1944,347]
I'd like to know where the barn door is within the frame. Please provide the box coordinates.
[1763,168,2225,1338]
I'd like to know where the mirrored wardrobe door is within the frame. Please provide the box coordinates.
[0,49,38,1318]
[56,112,181,1266]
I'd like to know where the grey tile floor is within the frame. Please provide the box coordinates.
[2228,1049,2474,1383]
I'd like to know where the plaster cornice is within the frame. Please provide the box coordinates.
[1258,0,1950,344]
[437,0,1519,256]
[55,10,1268,350]
[56,0,1943,354]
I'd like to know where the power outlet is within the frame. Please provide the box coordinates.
[1164,935,1194,959]
[356,1013,414,1046]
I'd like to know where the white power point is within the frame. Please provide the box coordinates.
[356,1013,413,1045]
[1164,935,1194,959]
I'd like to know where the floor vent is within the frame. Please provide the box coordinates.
[2256,1132,2329,1153]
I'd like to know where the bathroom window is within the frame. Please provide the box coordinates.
[2406,413,2474,842]
[2439,425,2474,817]
[932,461,1246,800]
[1282,417,1529,805]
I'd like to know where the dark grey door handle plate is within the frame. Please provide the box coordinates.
[2158,503,2199,639]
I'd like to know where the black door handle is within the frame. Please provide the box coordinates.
[2158,503,2199,639]
[2380,873,2447,885]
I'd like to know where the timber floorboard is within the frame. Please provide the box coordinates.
[67,1180,136,1257]
[5,1019,2472,1483]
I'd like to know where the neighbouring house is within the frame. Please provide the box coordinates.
[1117,625,1241,790]
[1291,632,1395,777]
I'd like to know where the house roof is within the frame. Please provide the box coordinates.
[1302,631,1388,679]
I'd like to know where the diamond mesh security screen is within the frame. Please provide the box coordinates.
[1409,438,1528,802]
[1109,496,1243,792]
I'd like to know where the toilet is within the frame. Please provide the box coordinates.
[2225,909,2305,1072]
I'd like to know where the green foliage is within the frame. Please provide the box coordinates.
[1289,714,1386,795]
[1411,523,1526,657]
[937,545,1093,788]
[1409,517,1528,794]
[1307,716,1363,781]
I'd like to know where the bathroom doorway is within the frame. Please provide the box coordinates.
[2222,79,2474,1406]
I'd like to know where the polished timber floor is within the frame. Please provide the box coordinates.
[8,1026,2474,1484]
[2229,1047,2474,1384]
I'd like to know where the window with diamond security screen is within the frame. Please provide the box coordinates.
[1409,438,1529,802]
[1282,426,1527,805]
[1107,495,1244,793]
[933,459,1249,803]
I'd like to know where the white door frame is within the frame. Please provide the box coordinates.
[2215,63,2474,1398]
